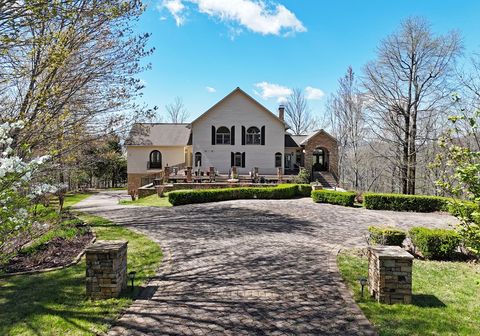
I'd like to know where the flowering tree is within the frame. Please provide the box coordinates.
[433,98,480,257]
[0,121,51,263]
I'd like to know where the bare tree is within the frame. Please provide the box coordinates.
[0,0,153,190]
[363,17,462,194]
[285,88,316,135]
[166,97,189,123]
[329,67,368,189]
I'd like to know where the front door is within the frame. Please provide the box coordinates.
[312,148,328,172]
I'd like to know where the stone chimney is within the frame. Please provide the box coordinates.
[278,105,285,121]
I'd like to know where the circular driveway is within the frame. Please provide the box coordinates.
[74,191,456,336]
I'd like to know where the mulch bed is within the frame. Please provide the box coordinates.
[1,231,94,274]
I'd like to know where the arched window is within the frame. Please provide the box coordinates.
[149,150,162,169]
[246,126,261,145]
[275,152,282,168]
[194,152,202,167]
[216,126,231,144]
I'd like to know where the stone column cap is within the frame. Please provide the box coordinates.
[368,246,413,260]
[86,240,128,253]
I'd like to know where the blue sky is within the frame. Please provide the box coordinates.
[136,0,480,121]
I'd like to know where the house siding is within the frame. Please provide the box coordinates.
[127,145,186,174]
[191,91,285,174]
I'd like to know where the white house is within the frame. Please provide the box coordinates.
[126,87,339,191]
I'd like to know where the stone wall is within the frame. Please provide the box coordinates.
[368,246,413,304]
[86,240,128,300]
[302,130,338,178]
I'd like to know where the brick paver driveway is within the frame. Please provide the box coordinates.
[75,191,457,336]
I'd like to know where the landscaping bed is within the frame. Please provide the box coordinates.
[0,213,163,336]
[338,248,480,336]
[1,229,93,274]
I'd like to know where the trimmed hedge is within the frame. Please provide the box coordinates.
[296,184,313,197]
[409,227,460,260]
[311,190,356,207]
[168,184,311,206]
[368,226,407,246]
[363,193,450,212]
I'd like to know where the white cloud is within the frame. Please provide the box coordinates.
[159,0,306,36]
[305,86,325,100]
[254,82,292,102]
[160,0,186,26]
[205,86,216,93]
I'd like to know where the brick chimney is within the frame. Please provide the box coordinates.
[278,105,285,121]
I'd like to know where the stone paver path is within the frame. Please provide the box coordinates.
[74,191,457,336]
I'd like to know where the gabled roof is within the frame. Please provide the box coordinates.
[285,134,307,147]
[126,123,191,146]
[300,129,338,145]
[190,87,288,128]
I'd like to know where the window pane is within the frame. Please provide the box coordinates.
[216,134,223,144]
[224,134,230,144]
[235,153,242,167]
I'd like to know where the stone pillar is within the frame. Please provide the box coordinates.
[209,167,215,181]
[368,246,413,304]
[277,167,283,182]
[186,167,192,182]
[86,240,128,300]
[164,166,171,182]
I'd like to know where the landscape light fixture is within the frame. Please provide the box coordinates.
[359,277,368,297]
[128,271,137,291]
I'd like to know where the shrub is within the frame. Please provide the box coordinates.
[311,190,356,207]
[168,184,308,206]
[293,167,310,184]
[295,184,312,197]
[368,226,407,246]
[363,193,451,212]
[409,227,460,260]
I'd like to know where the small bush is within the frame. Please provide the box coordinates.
[293,167,310,184]
[363,193,450,212]
[296,184,312,197]
[409,227,460,260]
[311,190,356,207]
[168,184,309,206]
[368,226,407,246]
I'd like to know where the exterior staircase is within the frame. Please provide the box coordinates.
[312,171,338,188]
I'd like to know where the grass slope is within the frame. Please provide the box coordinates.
[338,249,480,336]
[120,194,172,207]
[0,196,162,336]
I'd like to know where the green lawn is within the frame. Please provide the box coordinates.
[338,249,480,336]
[0,211,162,335]
[120,193,172,207]
[63,193,95,208]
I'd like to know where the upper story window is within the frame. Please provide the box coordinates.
[246,126,261,145]
[216,126,231,145]
[149,150,162,169]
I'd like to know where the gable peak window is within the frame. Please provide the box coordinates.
[246,126,261,145]
[216,126,231,145]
